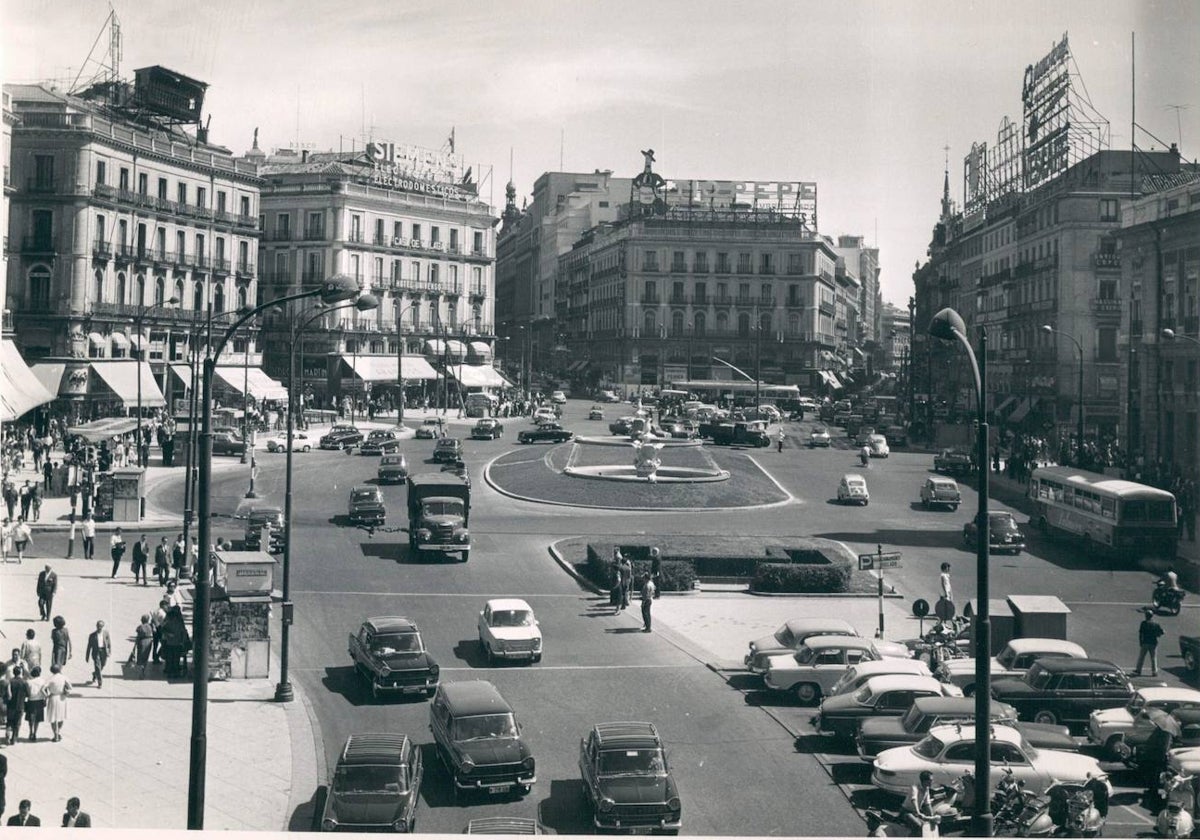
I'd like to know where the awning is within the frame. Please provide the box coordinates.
[340,354,439,382]
[88,332,106,349]
[109,332,130,351]
[468,340,492,360]
[852,347,867,360]
[567,360,587,372]
[995,395,1019,415]
[90,361,166,407]
[128,331,148,350]
[1008,398,1032,423]
[30,362,67,398]
[451,364,510,389]
[445,339,467,359]
[213,366,288,401]
[0,340,56,421]
[423,339,446,356]
[67,416,141,443]
[820,350,838,362]
[170,363,194,387]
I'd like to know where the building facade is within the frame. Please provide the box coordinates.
[256,145,499,408]
[4,76,263,420]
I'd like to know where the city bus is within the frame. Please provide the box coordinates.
[1027,465,1177,560]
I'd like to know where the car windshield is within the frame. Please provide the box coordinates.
[853,685,876,704]
[848,480,866,489]
[424,500,464,517]
[334,764,406,795]
[813,428,827,435]
[371,632,421,654]
[490,609,534,628]
[899,705,926,730]
[455,713,518,740]
[913,735,945,759]
[598,747,666,776]
[423,419,440,426]
[995,646,1018,669]
[774,626,796,647]
[1025,663,1054,690]
[352,491,378,502]
[990,514,1017,529]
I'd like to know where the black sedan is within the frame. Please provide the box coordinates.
[359,430,398,455]
[211,431,247,456]
[518,423,574,444]
[320,425,364,450]
[963,510,1027,554]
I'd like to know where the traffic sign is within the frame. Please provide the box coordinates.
[858,551,902,571]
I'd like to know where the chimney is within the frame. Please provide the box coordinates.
[302,149,309,163]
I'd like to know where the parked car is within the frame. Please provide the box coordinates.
[348,485,386,526]
[579,722,681,835]
[838,473,870,506]
[415,418,443,439]
[885,425,909,447]
[211,430,247,456]
[609,416,636,436]
[1087,686,1200,757]
[377,453,410,484]
[990,658,1166,726]
[243,506,284,553]
[465,817,543,834]
[1180,634,1200,674]
[933,447,973,476]
[587,406,604,420]
[518,424,573,444]
[265,431,313,453]
[319,733,423,833]
[919,477,962,511]
[471,418,504,440]
[867,434,890,458]
[598,389,621,403]
[962,510,1027,554]
[321,425,364,450]
[433,438,464,463]
[429,680,535,798]
[347,616,440,699]
[937,638,1088,692]
[477,599,542,665]
[360,430,399,455]
[856,696,1076,761]
[828,658,936,698]
[870,724,1104,797]
[815,674,963,739]
[745,618,858,674]
[763,636,900,704]
[854,427,878,447]
[809,427,832,448]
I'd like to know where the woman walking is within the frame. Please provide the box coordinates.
[133,614,154,678]
[50,616,71,670]
[159,606,190,679]
[43,663,71,742]
[24,665,45,741]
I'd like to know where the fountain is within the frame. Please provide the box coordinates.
[562,428,730,484]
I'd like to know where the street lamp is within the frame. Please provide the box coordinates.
[930,307,992,838]
[134,295,179,467]
[1041,325,1084,465]
[393,300,421,429]
[274,293,378,705]
[189,273,362,830]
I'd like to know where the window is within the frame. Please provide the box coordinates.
[411,223,422,244]
[351,254,361,281]
[760,253,774,274]
[737,252,752,273]
[157,177,168,200]
[716,252,730,273]
[431,226,440,245]
[138,172,148,195]
[350,214,362,242]
[240,195,250,217]
[789,313,800,335]
[93,269,104,302]
[644,250,659,271]
[449,228,458,250]
[644,280,657,301]
[116,272,127,305]
[154,276,165,306]
[672,251,686,272]
[177,182,187,205]
[135,273,145,306]
[96,160,106,186]
[176,231,186,259]
[94,214,106,247]
[694,312,706,336]
[119,167,130,191]
[473,230,484,254]
[738,312,750,337]
[1099,199,1119,222]
[195,233,206,265]
[216,237,226,263]
[449,265,458,288]
[217,191,227,213]
[643,309,657,335]
[374,218,384,245]
[33,154,54,188]
[155,227,166,258]
[196,186,207,209]
[761,282,771,301]
[472,267,482,291]
[411,261,420,283]
[238,240,250,271]
[237,284,248,310]
[716,311,728,332]
[672,310,684,334]
[789,283,801,305]
[759,311,772,333]
[694,282,707,304]
[213,282,225,313]
[472,305,482,330]
[1098,328,1118,362]
[174,279,184,306]
[429,263,439,286]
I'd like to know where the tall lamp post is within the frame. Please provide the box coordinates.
[930,308,991,837]
[1041,325,1084,465]
[189,274,362,829]
[133,296,179,467]
[393,301,422,428]
[275,293,378,705]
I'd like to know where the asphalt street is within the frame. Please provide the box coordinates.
[147,400,1196,835]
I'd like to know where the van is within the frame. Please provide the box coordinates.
[429,681,535,797]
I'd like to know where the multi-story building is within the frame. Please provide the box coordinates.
[879,301,911,372]
[4,72,265,421]
[555,206,848,391]
[1118,168,1200,477]
[256,143,498,407]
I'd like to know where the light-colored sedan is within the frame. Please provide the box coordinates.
[1088,686,1200,758]
[764,636,906,704]
[809,427,832,447]
[937,638,1088,693]
[838,473,870,505]
[745,618,858,674]
[265,431,313,453]
[867,434,890,458]
[829,658,936,698]
[477,598,542,665]
[871,724,1106,798]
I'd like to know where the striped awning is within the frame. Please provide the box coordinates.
[109,332,131,351]
[451,364,509,388]
[423,339,446,356]
[0,340,55,421]
[468,340,492,360]
[213,367,288,401]
[1009,398,1034,423]
[995,395,1019,415]
[445,339,467,359]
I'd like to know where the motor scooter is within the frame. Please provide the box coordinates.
[859,447,871,467]
[1154,768,1196,838]
[1015,780,1106,837]
[1153,579,1186,616]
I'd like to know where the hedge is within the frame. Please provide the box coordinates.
[752,561,852,593]
[583,544,696,592]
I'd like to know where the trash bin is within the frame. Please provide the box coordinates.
[1007,595,1071,641]
[962,599,1015,656]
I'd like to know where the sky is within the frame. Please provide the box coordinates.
[3,0,1199,309]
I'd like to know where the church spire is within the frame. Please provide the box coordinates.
[940,143,952,220]
[501,179,520,229]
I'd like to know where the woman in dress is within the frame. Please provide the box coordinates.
[23,665,45,741]
[50,615,71,669]
[134,614,154,678]
[43,662,71,742]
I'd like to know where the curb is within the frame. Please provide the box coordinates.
[283,668,326,832]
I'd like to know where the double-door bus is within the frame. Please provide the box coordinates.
[1028,465,1177,560]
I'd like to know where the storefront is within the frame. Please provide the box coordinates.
[30,358,165,423]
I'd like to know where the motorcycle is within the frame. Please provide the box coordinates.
[860,448,871,467]
[1153,580,1186,616]
[1154,768,1196,838]
[1015,780,1106,837]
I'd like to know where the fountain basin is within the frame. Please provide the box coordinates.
[563,464,730,483]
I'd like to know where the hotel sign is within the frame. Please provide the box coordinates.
[1022,33,1072,190]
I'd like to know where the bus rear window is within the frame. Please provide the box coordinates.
[1146,501,1176,523]
[1124,501,1147,522]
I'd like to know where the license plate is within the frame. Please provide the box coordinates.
[485,784,511,794]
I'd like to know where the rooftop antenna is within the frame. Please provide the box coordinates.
[1165,104,1189,151]
[69,7,120,96]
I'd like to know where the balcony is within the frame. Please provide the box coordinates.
[26,179,56,193]
[785,297,804,308]
[152,250,175,268]
[642,263,660,273]
[212,258,231,275]
[93,183,117,201]
[1090,297,1121,314]
[714,263,731,275]
[641,294,661,304]
[693,294,708,306]
[267,228,293,242]
[759,295,776,307]
[713,294,733,306]
[818,302,836,316]
[92,239,112,260]
[347,231,365,244]
[1094,251,1121,270]
[236,261,255,279]
[670,262,688,274]
[786,264,805,275]
[236,214,258,230]
[442,282,462,296]
[114,243,133,263]
[669,293,688,305]
[193,254,209,270]
[735,295,757,306]
[469,286,487,300]
[301,229,326,241]
[692,262,710,274]
[20,237,56,255]
[736,263,753,275]
[369,275,388,291]
[759,265,776,275]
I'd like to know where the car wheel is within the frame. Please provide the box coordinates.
[483,639,495,666]
[371,680,380,701]
[302,445,311,452]
[795,683,820,705]
[1032,709,1058,725]
[951,504,959,511]
[922,499,929,509]
[460,550,469,563]
[532,653,542,664]
[1104,735,1126,760]
[1184,649,1198,672]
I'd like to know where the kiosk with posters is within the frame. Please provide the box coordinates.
[210,551,275,679]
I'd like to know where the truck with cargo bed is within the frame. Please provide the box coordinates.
[406,474,471,562]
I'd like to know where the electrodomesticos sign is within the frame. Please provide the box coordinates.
[364,141,470,201]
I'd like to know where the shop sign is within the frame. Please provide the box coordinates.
[364,140,470,201]
[63,365,90,396]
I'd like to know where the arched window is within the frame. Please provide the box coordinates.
[174,279,185,305]
[759,311,772,333]
[193,280,204,311]
[94,269,105,304]
[236,284,248,310]
[154,276,165,306]
[715,311,728,333]
[213,283,225,313]
[116,272,127,305]
[135,273,146,306]
[737,312,751,337]
[410,301,421,328]
[643,309,657,336]
[789,313,800,335]
[693,312,706,336]
[28,266,52,311]
[472,305,482,330]
[671,310,684,335]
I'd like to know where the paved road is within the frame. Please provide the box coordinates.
[149,400,1194,835]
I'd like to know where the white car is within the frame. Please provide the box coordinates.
[867,434,890,458]
[763,636,908,704]
[265,431,313,453]
[809,427,832,448]
[937,638,1088,693]
[838,473,870,505]
[550,390,567,404]
[1088,686,1200,757]
[477,598,542,665]
[745,618,857,674]
[871,724,1106,798]
[829,658,936,698]
[532,407,557,425]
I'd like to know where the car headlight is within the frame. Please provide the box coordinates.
[392,817,409,832]
[378,665,391,676]
[460,755,475,771]
[494,639,506,651]
[532,637,542,650]
[417,529,431,541]
[668,796,681,812]
[428,663,439,677]
[522,756,536,771]
[598,796,615,812]
[322,818,338,830]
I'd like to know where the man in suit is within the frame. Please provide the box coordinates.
[131,534,150,586]
[36,564,58,621]
[84,621,111,688]
[62,797,91,827]
[7,799,41,826]
[153,537,170,586]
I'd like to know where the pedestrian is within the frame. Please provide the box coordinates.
[1,517,11,563]
[42,664,70,743]
[649,546,662,599]
[160,605,190,678]
[171,533,186,580]
[108,527,125,578]
[19,630,41,672]
[66,513,76,559]
[617,552,634,613]
[29,484,41,522]
[7,798,40,826]
[61,796,90,827]
[640,574,657,632]
[153,537,170,586]
[2,480,15,521]
[131,534,149,585]
[11,518,31,564]
[18,481,31,520]
[939,562,953,605]
[23,666,45,741]
[1134,607,1164,677]
[2,649,27,682]
[150,598,168,663]
[84,621,110,688]
[164,579,184,611]
[50,616,71,670]
[36,564,57,621]
[4,666,28,745]
[81,513,95,560]
[42,458,53,491]
[133,614,154,678]
[776,427,786,453]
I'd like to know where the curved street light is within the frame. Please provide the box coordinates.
[1041,325,1084,465]
[189,274,363,830]
[929,307,992,838]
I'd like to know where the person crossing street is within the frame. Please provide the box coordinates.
[640,573,657,633]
